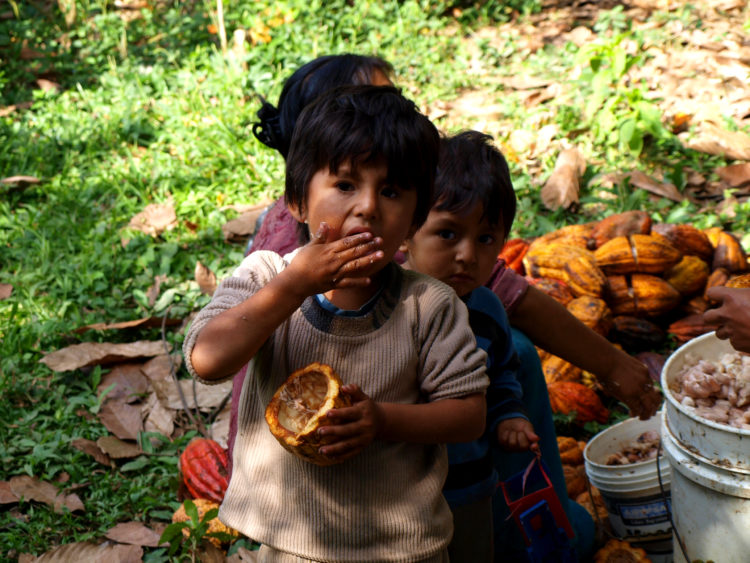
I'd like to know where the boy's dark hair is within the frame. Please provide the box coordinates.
[285,85,439,240]
[253,54,393,159]
[434,131,516,239]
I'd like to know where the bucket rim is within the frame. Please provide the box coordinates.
[661,331,750,438]
[583,414,668,469]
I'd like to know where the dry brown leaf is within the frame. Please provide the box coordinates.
[1,175,40,186]
[146,274,167,308]
[0,480,18,504]
[229,546,260,562]
[9,475,84,513]
[74,316,181,333]
[140,353,180,382]
[142,392,175,438]
[715,162,750,188]
[197,542,227,563]
[105,521,165,547]
[627,170,684,202]
[681,122,750,160]
[151,378,232,411]
[39,340,168,372]
[0,283,12,300]
[221,207,267,242]
[195,261,217,296]
[71,438,113,466]
[98,399,143,441]
[98,364,149,403]
[541,147,586,210]
[33,541,143,562]
[128,200,177,237]
[96,435,142,459]
[209,400,232,448]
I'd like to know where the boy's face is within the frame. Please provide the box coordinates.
[290,158,418,272]
[403,202,506,298]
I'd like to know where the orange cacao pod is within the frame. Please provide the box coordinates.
[681,295,709,315]
[609,315,666,352]
[712,231,748,273]
[265,362,352,466]
[704,267,730,300]
[179,438,230,503]
[606,274,681,317]
[726,273,750,288]
[547,381,610,423]
[527,224,594,253]
[172,499,239,547]
[594,539,650,563]
[663,255,710,296]
[652,222,713,262]
[542,353,582,384]
[562,463,588,499]
[566,296,613,337]
[528,277,575,305]
[498,238,529,275]
[668,313,719,344]
[589,210,652,249]
[524,243,606,297]
[557,436,584,465]
[595,234,682,275]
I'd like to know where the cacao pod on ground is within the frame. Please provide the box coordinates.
[606,274,681,317]
[172,498,239,547]
[712,230,748,273]
[547,381,610,423]
[594,234,682,275]
[668,313,719,344]
[609,315,666,352]
[566,296,613,337]
[663,255,710,296]
[588,210,652,250]
[180,438,229,503]
[498,238,529,275]
[652,222,714,262]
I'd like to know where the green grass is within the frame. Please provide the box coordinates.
[1,0,748,558]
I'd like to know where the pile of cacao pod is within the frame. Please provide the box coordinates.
[499,210,749,390]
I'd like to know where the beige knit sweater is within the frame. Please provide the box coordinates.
[183,250,489,562]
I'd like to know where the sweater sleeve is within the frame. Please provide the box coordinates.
[182,250,287,384]
[413,275,489,401]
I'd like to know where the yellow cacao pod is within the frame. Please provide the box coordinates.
[589,210,652,249]
[606,274,681,317]
[566,296,613,337]
[542,353,582,384]
[663,255,710,296]
[652,222,714,261]
[712,231,748,273]
[595,234,682,275]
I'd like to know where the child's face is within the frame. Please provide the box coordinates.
[291,158,418,269]
[403,202,506,298]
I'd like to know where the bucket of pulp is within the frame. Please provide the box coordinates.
[584,415,673,563]
[661,331,750,563]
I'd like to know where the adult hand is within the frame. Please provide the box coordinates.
[704,287,750,353]
[598,353,663,420]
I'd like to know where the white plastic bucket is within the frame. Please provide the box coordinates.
[661,332,750,563]
[584,415,673,562]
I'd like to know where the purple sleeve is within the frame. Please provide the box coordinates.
[247,196,301,256]
[485,259,530,316]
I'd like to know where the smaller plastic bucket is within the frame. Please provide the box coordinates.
[584,415,673,562]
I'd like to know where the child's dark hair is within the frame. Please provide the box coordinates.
[285,85,439,240]
[434,131,516,239]
[253,54,393,159]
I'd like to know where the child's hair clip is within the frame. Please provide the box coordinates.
[253,95,282,150]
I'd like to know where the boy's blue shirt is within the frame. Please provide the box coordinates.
[443,285,527,508]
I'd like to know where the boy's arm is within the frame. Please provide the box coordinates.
[375,394,486,443]
[509,285,662,419]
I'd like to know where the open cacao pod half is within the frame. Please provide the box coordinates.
[265,362,352,466]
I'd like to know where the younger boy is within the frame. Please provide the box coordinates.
[402,131,590,562]
[184,86,489,562]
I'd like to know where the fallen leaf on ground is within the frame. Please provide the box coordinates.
[128,200,177,236]
[40,340,169,372]
[142,392,175,438]
[1,175,40,186]
[209,400,232,447]
[195,261,217,295]
[97,363,149,403]
[96,435,143,459]
[0,481,18,503]
[98,399,143,441]
[221,206,267,242]
[71,438,113,466]
[715,162,750,187]
[9,475,84,513]
[105,521,165,547]
[0,284,12,300]
[681,121,750,160]
[74,316,181,333]
[627,170,684,202]
[140,353,181,382]
[32,541,142,562]
[151,378,232,411]
[541,147,586,210]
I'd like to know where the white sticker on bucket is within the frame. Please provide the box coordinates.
[602,492,672,537]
